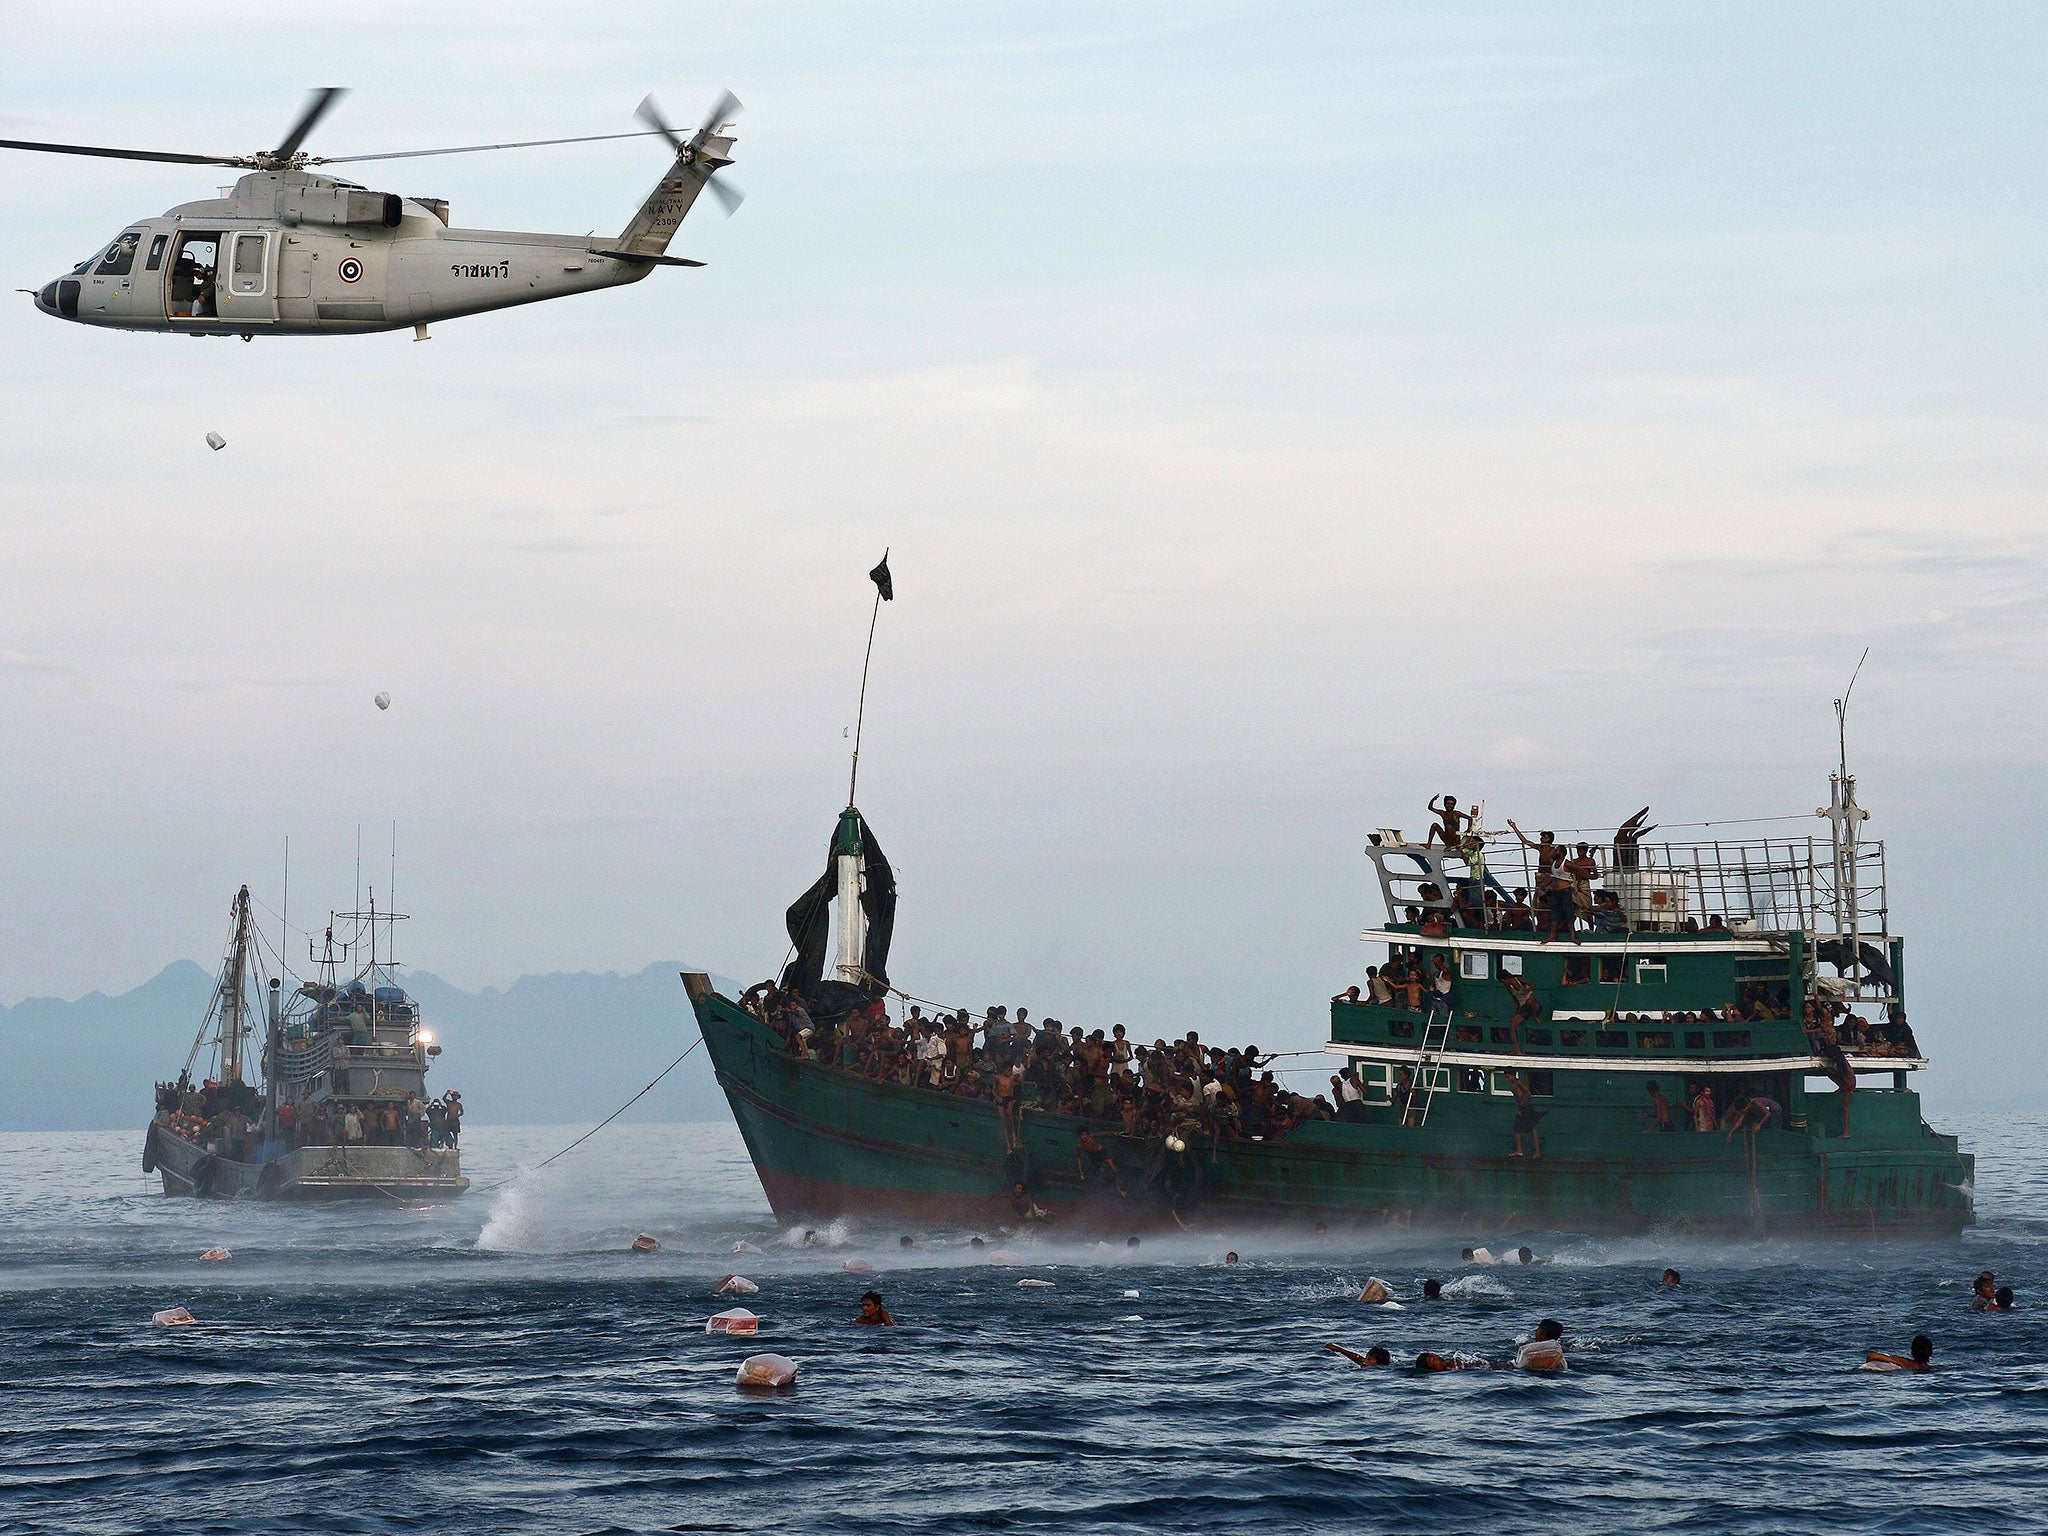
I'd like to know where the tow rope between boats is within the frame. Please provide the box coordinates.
[472,1036,705,1194]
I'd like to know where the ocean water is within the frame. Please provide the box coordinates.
[3,1111,2045,1535]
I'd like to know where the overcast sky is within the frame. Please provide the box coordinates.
[2,3,2043,1104]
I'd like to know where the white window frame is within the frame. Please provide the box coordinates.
[1459,950,1489,980]
[1500,953,1524,976]
[1635,959,1668,984]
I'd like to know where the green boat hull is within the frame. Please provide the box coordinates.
[687,980,1974,1238]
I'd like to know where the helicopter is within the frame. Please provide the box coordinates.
[2,88,741,339]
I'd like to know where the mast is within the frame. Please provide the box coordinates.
[834,808,866,983]
[221,884,253,1084]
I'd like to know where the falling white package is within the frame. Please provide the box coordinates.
[205,431,225,451]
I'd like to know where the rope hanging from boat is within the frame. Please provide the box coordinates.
[470,1035,704,1194]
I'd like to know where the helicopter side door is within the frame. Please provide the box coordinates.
[214,229,278,325]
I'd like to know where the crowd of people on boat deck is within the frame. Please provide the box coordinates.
[739,981,1335,1145]
[274,1090,464,1151]
[152,1073,464,1155]
[1337,959,1919,1058]
[1395,791,1802,943]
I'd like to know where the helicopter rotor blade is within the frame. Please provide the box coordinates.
[635,95,689,154]
[693,90,743,142]
[311,128,673,166]
[0,137,248,168]
[702,168,745,214]
[270,87,349,163]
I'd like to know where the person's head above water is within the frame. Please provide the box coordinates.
[1460,1247,1475,1261]
[1422,1278,1443,1299]
[1534,1318,1564,1342]
[1912,1334,1933,1365]
[1366,1345,1391,1366]
[970,1236,986,1249]
[1995,1287,2016,1311]
[899,1235,913,1249]
[1126,1235,1141,1249]
[1662,1268,1681,1286]
[1974,1272,1996,1297]
[1516,1247,1535,1265]
[1224,1252,1239,1265]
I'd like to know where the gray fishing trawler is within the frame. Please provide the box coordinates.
[144,886,467,1200]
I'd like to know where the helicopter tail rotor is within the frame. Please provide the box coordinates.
[636,92,744,213]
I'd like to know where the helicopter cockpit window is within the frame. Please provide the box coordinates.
[95,231,141,277]
[168,233,221,320]
[145,234,168,272]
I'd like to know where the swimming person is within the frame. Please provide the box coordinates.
[1422,1279,1443,1300]
[1514,1319,1568,1373]
[1413,1351,1490,1372]
[1995,1287,2017,1311]
[1662,1268,1681,1286]
[1864,1335,1933,1372]
[1970,1272,1997,1311]
[1513,1246,1537,1265]
[1324,1342,1393,1368]
[855,1291,897,1326]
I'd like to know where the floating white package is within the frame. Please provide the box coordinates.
[153,1307,197,1327]
[707,1308,759,1335]
[736,1353,797,1389]
[715,1275,759,1296]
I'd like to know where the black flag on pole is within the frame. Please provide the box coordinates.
[869,551,893,602]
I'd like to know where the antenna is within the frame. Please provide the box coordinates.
[1834,646,1869,781]
[280,836,290,976]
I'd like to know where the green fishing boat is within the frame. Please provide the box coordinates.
[687,687,1970,1235]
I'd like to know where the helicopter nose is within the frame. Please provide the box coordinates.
[33,278,80,320]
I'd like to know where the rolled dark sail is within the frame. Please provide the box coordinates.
[780,852,836,993]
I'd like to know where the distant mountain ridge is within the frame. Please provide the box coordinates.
[0,960,742,1133]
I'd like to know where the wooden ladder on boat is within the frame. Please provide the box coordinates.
[1401,1010,1453,1128]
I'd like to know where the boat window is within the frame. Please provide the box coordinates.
[1713,1029,1753,1049]
[1597,955,1624,983]
[1359,1064,1390,1103]
[1452,1024,1482,1044]
[145,233,168,270]
[1635,959,1668,984]
[1559,1028,1587,1047]
[1684,1030,1706,1050]
[1500,953,1523,976]
[1523,1027,1552,1047]
[1389,1019,1415,1040]
[1526,1070,1554,1096]
[1457,1066,1487,1093]
[1596,1029,1628,1049]
[1637,1030,1675,1050]
[95,231,141,276]
[1460,951,1488,980]
[1489,1027,1516,1046]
